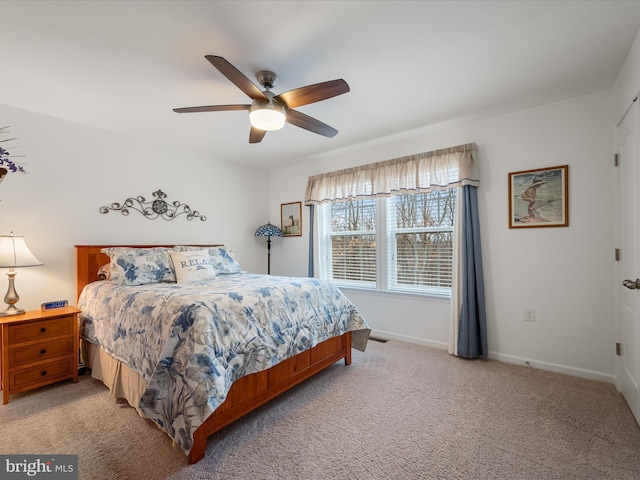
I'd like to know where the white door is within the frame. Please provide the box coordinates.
[616,99,640,423]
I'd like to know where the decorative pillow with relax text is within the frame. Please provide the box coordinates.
[173,246,243,275]
[168,249,216,284]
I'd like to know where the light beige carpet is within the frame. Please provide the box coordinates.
[2,340,640,480]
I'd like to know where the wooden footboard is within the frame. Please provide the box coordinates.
[189,331,351,463]
[75,245,354,464]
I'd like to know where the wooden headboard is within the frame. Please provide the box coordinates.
[74,244,221,300]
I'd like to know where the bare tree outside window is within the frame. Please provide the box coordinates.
[330,199,376,284]
[393,190,456,289]
[320,190,456,295]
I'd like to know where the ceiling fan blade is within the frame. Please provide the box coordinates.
[205,55,267,101]
[173,105,250,113]
[286,109,338,138]
[249,127,267,144]
[275,79,350,109]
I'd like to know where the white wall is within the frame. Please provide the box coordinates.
[269,89,615,382]
[613,29,640,123]
[0,103,270,311]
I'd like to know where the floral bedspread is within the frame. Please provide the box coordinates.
[78,273,370,454]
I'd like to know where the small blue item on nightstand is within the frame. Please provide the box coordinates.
[41,300,68,310]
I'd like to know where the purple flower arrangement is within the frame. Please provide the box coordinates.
[0,146,26,174]
[0,127,27,179]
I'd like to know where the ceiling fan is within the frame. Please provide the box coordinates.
[173,55,350,144]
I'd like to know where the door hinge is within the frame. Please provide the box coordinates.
[615,248,621,261]
[614,154,619,166]
[616,342,622,356]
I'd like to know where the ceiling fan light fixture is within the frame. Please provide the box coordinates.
[249,102,286,131]
[174,56,349,142]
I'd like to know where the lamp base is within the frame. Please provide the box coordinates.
[0,305,25,317]
[1,269,25,316]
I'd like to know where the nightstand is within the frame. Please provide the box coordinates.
[0,307,80,404]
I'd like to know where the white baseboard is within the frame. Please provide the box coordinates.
[489,351,615,384]
[369,329,615,385]
[369,329,448,351]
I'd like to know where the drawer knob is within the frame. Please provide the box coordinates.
[41,371,47,376]
[40,327,47,333]
[40,349,47,355]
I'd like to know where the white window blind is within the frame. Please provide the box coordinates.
[386,190,455,295]
[319,190,455,296]
[320,199,377,287]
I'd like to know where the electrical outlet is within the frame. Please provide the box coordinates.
[524,308,536,322]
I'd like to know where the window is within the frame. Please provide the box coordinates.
[307,143,483,356]
[319,189,456,296]
[321,199,377,286]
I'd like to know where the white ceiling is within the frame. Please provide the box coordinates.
[2,1,640,171]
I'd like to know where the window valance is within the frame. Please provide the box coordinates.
[304,143,479,205]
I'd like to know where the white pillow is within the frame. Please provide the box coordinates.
[173,245,243,274]
[168,249,216,284]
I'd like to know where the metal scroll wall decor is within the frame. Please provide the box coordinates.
[100,189,207,221]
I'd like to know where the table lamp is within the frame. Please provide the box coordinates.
[0,232,43,316]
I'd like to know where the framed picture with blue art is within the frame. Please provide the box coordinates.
[508,165,568,228]
[281,201,302,236]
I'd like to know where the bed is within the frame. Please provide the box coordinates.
[75,244,370,463]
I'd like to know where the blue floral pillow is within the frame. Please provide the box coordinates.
[102,247,176,285]
[173,246,243,274]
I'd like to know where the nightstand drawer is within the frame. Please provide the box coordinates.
[8,315,74,345]
[10,337,75,367]
[9,357,75,391]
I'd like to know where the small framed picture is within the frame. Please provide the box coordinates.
[508,165,568,228]
[281,201,302,236]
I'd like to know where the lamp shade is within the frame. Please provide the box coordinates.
[0,233,43,268]
[255,222,283,237]
[249,103,286,131]
[255,222,282,276]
